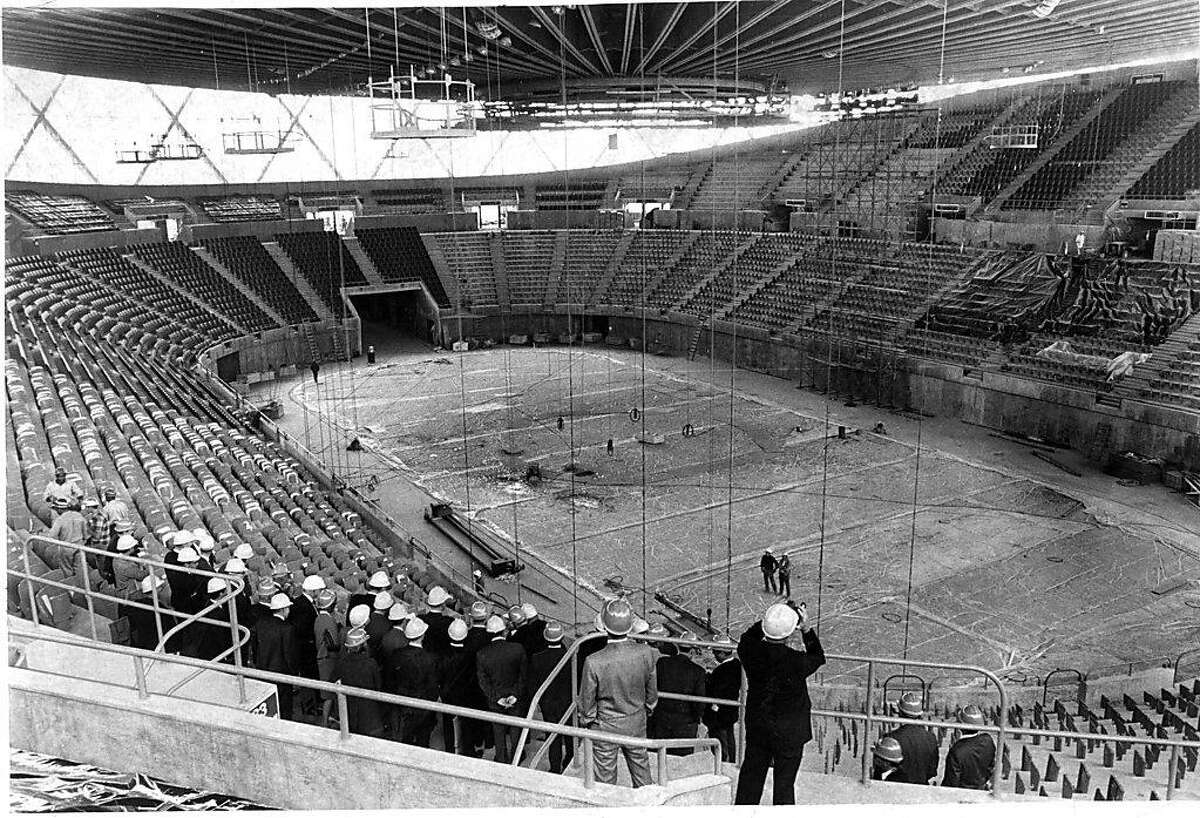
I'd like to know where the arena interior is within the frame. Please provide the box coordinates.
[4,1,1200,810]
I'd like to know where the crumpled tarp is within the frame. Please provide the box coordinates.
[1034,340,1152,382]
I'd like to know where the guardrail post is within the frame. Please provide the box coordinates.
[581,737,595,788]
[150,569,165,649]
[736,668,747,767]
[336,686,350,741]
[78,549,98,640]
[657,747,668,785]
[227,585,247,704]
[1166,744,1178,800]
[992,676,1009,798]
[133,654,149,699]
[21,542,41,627]
[861,660,875,786]
[571,651,580,758]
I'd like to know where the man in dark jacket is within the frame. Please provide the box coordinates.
[440,618,483,756]
[526,621,574,773]
[883,692,939,785]
[254,592,300,720]
[650,633,707,755]
[291,575,324,717]
[378,604,411,739]
[702,637,741,763]
[476,615,528,763]
[733,601,825,805]
[759,548,777,593]
[331,627,387,737]
[512,602,548,657]
[942,705,995,790]
[390,617,441,747]
[164,545,204,656]
[872,737,912,783]
[459,602,494,755]
[421,586,456,655]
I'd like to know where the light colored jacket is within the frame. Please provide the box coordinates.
[580,638,658,735]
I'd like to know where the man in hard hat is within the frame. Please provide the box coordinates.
[331,627,386,737]
[43,466,82,514]
[472,569,486,597]
[163,545,204,656]
[390,617,440,747]
[128,573,167,650]
[759,548,778,594]
[421,586,456,655]
[314,588,342,726]
[882,692,939,785]
[513,602,547,657]
[247,578,279,666]
[254,592,300,720]
[194,577,233,662]
[46,497,86,573]
[703,636,742,764]
[292,574,325,718]
[378,602,412,737]
[112,534,148,601]
[527,621,575,773]
[872,737,909,783]
[459,600,494,755]
[650,631,707,755]
[579,598,658,787]
[393,571,424,609]
[941,705,995,790]
[476,614,528,763]
[98,487,131,550]
[81,497,104,554]
[734,600,825,805]
[367,591,395,657]
[440,618,482,756]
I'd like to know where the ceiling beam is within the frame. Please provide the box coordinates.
[632,3,689,74]
[579,6,615,76]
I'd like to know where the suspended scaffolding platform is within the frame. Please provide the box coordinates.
[223,130,295,155]
[115,140,204,164]
[367,67,478,139]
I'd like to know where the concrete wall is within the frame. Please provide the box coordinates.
[8,666,730,809]
[933,217,1107,252]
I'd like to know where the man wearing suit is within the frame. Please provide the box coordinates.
[526,621,574,773]
[291,575,324,716]
[421,586,456,655]
[390,617,441,747]
[942,705,995,790]
[366,591,394,657]
[512,602,547,657]
[440,618,483,756]
[579,598,658,787]
[476,615,528,763]
[254,592,300,720]
[702,637,742,763]
[331,627,387,737]
[460,601,493,755]
[883,692,940,785]
[734,601,825,805]
[650,633,707,755]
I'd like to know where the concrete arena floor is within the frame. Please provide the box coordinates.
[258,328,1200,687]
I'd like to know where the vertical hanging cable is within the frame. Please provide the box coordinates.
[723,0,740,633]
[901,418,923,660]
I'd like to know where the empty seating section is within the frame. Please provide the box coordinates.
[688,154,788,212]
[130,243,277,332]
[940,89,1102,203]
[6,192,115,234]
[646,231,745,310]
[274,232,368,315]
[601,230,693,306]
[558,230,624,304]
[1128,123,1200,199]
[199,195,282,222]
[536,181,610,210]
[1143,330,1200,409]
[834,148,954,235]
[730,245,856,330]
[199,236,319,325]
[354,227,450,306]
[617,166,698,202]
[424,232,498,309]
[501,232,557,306]
[371,188,447,213]
[1005,82,1182,211]
[904,105,1001,149]
[681,233,810,318]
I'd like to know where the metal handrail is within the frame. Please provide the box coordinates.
[10,627,723,789]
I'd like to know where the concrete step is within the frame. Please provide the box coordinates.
[342,237,384,286]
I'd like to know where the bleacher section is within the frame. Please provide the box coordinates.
[688,154,787,212]
[1128,122,1200,199]
[7,191,115,234]
[370,188,447,214]
[536,181,610,211]
[354,227,450,306]
[501,231,557,306]
[646,231,746,310]
[599,230,693,307]
[198,195,282,223]
[557,230,625,305]
[198,236,319,325]
[423,231,499,309]
[274,232,368,315]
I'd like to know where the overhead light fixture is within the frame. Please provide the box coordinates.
[499,35,512,47]
[450,56,462,66]
[1031,0,1061,19]
[477,45,489,56]
[475,20,502,41]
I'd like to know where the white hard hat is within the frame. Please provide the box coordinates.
[631,616,650,635]
[485,614,506,634]
[427,586,452,607]
[762,603,799,641]
[507,605,526,626]
[372,591,394,611]
[387,602,411,622]
[172,530,195,547]
[349,604,371,627]
[140,574,164,593]
[223,558,247,574]
[177,546,200,563]
[207,577,228,594]
[268,592,293,611]
[301,575,326,592]
[233,543,254,561]
[116,534,138,552]
[472,569,482,578]
[194,531,215,552]
[448,618,469,642]
[404,617,429,641]
[520,602,538,620]
[344,626,369,649]
[367,570,390,589]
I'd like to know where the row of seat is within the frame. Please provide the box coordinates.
[354,227,451,306]
[199,236,319,325]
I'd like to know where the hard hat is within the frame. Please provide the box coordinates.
[83,497,100,509]
[344,626,368,648]
[315,589,336,610]
[176,546,200,564]
[140,574,164,594]
[367,570,390,589]
[268,592,292,611]
[387,602,411,622]
[898,691,924,718]
[301,575,326,592]
[631,617,650,635]
[194,531,215,552]
[271,563,290,579]
[52,496,70,509]
[113,519,133,533]
[959,704,986,727]
[103,486,117,499]
[223,558,247,574]
[485,614,507,635]
[54,466,66,476]
[520,602,538,620]
[427,586,452,607]
[404,617,429,641]
[207,577,228,594]
[233,543,254,561]
[765,547,774,554]
[469,601,488,622]
[373,591,394,611]
[257,578,279,599]
[349,604,371,627]
[173,530,196,547]
[448,618,469,642]
[116,534,138,552]
[762,603,799,641]
[544,622,564,643]
[873,737,904,764]
[647,623,668,638]
[601,598,634,636]
[472,569,482,578]
[507,605,526,626]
